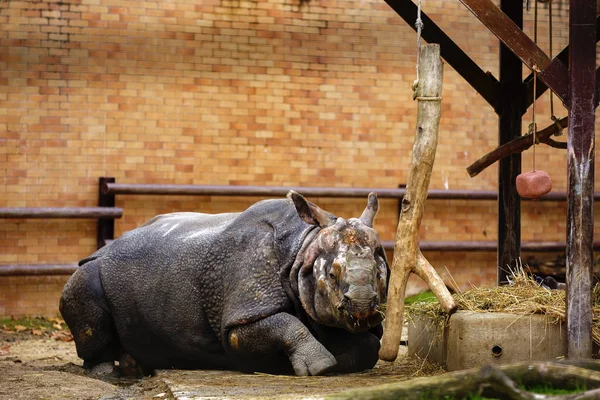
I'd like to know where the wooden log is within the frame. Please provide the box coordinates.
[379,44,455,362]
[325,361,600,400]
[0,207,123,219]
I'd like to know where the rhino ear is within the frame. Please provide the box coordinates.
[359,192,379,228]
[288,190,335,228]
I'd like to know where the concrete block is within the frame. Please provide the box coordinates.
[408,311,567,371]
[407,314,448,368]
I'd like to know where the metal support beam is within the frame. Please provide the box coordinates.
[496,0,523,285]
[566,0,596,360]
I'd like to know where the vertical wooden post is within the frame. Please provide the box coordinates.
[497,0,523,285]
[97,177,116,249]
[566,0,596,360]
[379,44,449,361]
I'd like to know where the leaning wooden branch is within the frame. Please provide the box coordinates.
[467,116,568,178]
[379,44,456,362]
[326,361,600,400]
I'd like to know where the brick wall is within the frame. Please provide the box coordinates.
[1,0,597,316]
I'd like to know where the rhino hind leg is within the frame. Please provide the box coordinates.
[59,262,121,375]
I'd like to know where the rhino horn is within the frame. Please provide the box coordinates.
[359,192,379,228]
[288,190,335,228]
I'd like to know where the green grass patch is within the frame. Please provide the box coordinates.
[405,291,438,305]
[421,380,585,400]
[524,382,585,395]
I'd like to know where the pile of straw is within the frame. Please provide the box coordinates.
[406,266,600,346]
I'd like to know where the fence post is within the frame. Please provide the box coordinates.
[97,177,116,249]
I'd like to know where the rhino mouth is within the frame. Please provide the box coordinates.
[336,299,384,332]
[343,311,384,333]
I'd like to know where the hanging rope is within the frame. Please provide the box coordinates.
[529,0,539,172]
[531,69,537,172]
[516,0,553,200]
[547,0,563,136]
[412,0,424,94]
[548,0,553,117]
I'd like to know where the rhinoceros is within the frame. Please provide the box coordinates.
[60,191,389,376]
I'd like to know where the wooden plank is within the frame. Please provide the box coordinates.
[566,0,596,360]
[459,0,568,104]
[537,57,570,107]
[383,0,499,108]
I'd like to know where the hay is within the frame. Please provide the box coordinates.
[406,266,600,346]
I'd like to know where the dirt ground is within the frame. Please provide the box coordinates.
[0,327,442,400]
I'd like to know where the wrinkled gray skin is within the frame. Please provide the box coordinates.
[60,191,389,377]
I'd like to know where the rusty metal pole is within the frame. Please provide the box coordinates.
[497,0,523,285]
[566,0,596,360]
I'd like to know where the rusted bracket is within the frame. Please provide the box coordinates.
[384,0,499,109]
[458,0,569,105]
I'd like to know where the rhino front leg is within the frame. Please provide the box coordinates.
[311,324,381,373]
[228,313,337,376]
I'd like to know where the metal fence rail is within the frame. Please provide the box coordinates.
[2,177,597,277]
[0,207,123,219]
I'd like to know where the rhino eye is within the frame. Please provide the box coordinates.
[329,261,342,280]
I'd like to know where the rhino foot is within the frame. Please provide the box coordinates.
[292,353,337,376]
[289,341,337,376]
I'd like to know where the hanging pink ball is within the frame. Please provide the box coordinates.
[516,170,552,199]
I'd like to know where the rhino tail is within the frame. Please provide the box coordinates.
[78,245,110,266]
